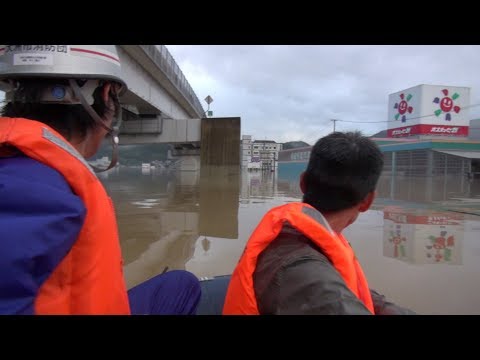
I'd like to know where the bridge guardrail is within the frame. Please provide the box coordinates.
[153,45,205,117]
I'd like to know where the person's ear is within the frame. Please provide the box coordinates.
[358,191,376,212]
[101,82,112,103]
[299,171,306,194]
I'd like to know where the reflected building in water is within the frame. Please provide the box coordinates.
[108,168,200,288]
[199,166,240,239]
[201,236,211,254]
[275,164,304,199]
[383,207,464,265]
[100,166,240,288]
[375,164,480,219]
[240,169,278,201]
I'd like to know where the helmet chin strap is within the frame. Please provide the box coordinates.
[69,79,120,173]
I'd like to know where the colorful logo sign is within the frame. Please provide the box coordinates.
[388,224,407,258]
[433,89,461,121]
[387,124,469,137]
[393,93,414,123]
[425,230,455,262]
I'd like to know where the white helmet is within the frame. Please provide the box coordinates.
[0,45,127,94]
[0,45,127,173]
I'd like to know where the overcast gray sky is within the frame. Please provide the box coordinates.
[2,46,479,146]
[167,45,480,145]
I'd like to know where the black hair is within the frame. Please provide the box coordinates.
[302,131,384,212]
[1,78,119,141]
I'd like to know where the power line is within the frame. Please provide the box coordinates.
[333,102,480,124]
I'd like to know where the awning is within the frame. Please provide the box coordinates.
[434,150,480,159]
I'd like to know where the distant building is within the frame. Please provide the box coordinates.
[241,135,252,168]
[469,119,480,141]
[240,135,283,170]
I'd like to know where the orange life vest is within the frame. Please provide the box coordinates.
[223,202,374,314]
[0,118,130,314]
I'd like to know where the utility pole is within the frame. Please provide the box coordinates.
[331,119,338,132]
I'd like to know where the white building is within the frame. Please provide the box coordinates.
[241,135,252,168]
[240,135,283,170]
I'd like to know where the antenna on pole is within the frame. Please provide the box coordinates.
[331,119,338,132]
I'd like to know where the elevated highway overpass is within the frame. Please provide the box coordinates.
[118,45,204,146]
[117,45,240,171]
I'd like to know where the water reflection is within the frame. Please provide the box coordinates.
[240,170,278,200]
[383,207,464,265]
[100,165,480,313]
[187,169,291,278]
[201,237,211,254]
[377,173,475,203]
[199,166,240,239]
[103,166,240,288]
